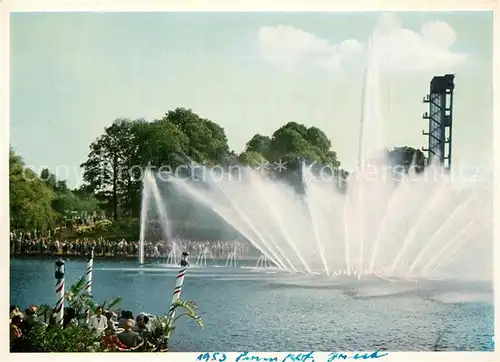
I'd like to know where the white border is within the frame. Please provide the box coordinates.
[1,1,498,361]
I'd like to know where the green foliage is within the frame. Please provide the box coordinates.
[269,122,341,168]
[12,277,124,352]
[18,284,202,352]
[164,108,229,165]
[245,134,273,160]
[148,299,204,351]
[9,149,57,231]
[388,146,426,174]
[238,150,268,167]
[22,324,104,352]
[9,148,101,232]
[79,109,232,221]
[80,119,140,220]
[64,276,123,319]
[40,168,100,221]
[94,219,113,231]
[238,122,341,175]
[71,218,139,240]
[132,118,189,168]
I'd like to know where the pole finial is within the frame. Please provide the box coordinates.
[180,251,189,267]
[55,259,65,279]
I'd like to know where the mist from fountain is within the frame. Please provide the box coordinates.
[137,35,492,281]
[139,170,173,265]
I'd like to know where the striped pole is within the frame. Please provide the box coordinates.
[84,247,94,321]
[54,259,65,327]
[166,252,189,326]
[84,247,94,294]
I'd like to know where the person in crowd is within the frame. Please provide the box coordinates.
[105,310,116,331]
[133,314,151,342]
[88,305,107,334]
[23,306,38,332]
[117,310,129,329]
[10,315,23,339]
[48,307,58,327]
[63,307,78,328]
[10,305,23,319]
[10,315,24,351]
[117,319,142,348]
[101,327,128,350]
[143,315,152,332]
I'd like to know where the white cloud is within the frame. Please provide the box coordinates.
[257,25,363,73]
[372,14,467,73]
[258,14,468,74]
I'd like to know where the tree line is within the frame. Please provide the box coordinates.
[9,107,425,232]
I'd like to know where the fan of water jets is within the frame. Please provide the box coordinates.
[152,158,492,280]
[138,35,492,280]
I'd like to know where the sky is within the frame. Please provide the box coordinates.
[10,11,493,188]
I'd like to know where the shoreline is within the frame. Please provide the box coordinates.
[10,254,262,262]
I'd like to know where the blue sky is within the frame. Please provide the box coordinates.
[10,11,493,187]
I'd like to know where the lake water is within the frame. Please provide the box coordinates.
[10,258,494,351]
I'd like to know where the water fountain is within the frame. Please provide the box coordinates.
[165,242,181,265]
[138,36,492,282]
[196,247,210,267]
[225,247,238,268]
[139,169,174,265]
[256,254,270,268]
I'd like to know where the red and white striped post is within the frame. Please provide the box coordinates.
[84,247,94,321]
[84,247,94,294]
[167,252,189,325]
[54,259,65,327]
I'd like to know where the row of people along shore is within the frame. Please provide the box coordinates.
[10,232,252,260]
[10,304,161,351]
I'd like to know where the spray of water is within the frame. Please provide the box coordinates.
[137,35,491,281]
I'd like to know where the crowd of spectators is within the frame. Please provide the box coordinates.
[10,230,253,260]
[10,303,163,351]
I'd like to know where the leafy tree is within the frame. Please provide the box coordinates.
[131,118,190,185]
[239,122,342,180]
[39,168,99,222]
[164,108,230,165]
[269,122,340,168]
[9,149,56,231]
[237,150,268,167]
[80,119,137,219]
[388,146,426,174]
[40,168,57,190]
[244,134,272,160]
[79,110,231,219]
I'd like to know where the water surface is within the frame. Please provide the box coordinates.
[10,258,493,351]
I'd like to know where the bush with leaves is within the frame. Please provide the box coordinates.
[63,276,122,321]
[146,299,204,352]
[20,323,104,352]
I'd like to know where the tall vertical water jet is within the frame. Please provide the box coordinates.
[147,171,173,242]
[357,35,384,168]
[353,33,385,275]
[138,182,148,265]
